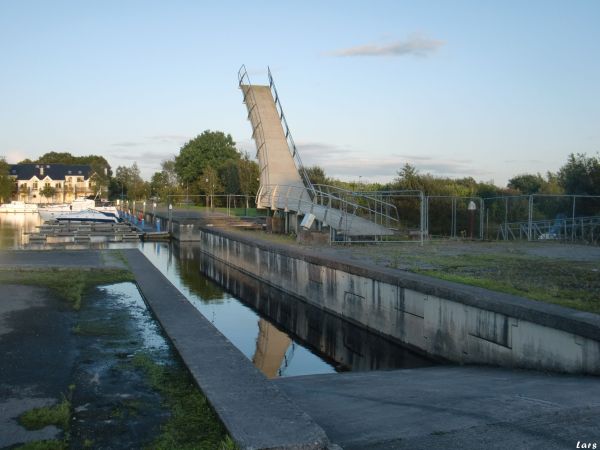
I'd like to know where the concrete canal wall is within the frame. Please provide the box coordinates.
[190,225,600,375]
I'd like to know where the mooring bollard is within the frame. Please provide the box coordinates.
[156,218,161,232]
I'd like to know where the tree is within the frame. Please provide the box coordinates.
[39,185,57,203]
[558,153,600,195]
[508,174,545,194]
[201,166,222,208]
[115,163,147,200]
[219,160,241,195]
[0,158,14,203]
[150,159,180,201]
[305,165,329,186]
[237,154,259,201]
[174,131,240,185]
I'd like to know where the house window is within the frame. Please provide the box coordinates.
[77,177,84,182]
[45,182,51,189]
[33,181,38,190]
[55,183,61,189]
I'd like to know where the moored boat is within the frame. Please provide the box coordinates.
[0,201,39,213]
[38,198,95,219]
[54,209,119,223]
[38,198,118,220]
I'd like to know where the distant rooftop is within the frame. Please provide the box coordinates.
[9,164,93,180]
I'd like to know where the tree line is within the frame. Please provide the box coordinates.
[0,130,260,204]
[112,130,260,203]
[303,153,600,199]
[2,134,598,212]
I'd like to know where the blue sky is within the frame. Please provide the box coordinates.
[1,1,598,186]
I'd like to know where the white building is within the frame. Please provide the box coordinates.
[9,164,99,204]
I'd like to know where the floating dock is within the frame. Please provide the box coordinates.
[27,220,141,244]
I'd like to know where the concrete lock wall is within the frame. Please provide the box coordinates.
[195,227,600,374]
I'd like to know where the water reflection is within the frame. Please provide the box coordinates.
[186,243,434,375]
[0,213,41,249]
[140,241,338,377]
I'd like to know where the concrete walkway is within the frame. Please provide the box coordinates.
[275,366,600,449]
[121,249,330,450]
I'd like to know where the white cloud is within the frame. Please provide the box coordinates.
[329,34,444,58]
[296,141,491,182]
[2,149,27,164]
[147,135,190,144]
[111,141,141,147]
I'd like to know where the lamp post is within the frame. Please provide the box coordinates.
[205,178,209,208]
[468,200,477,239]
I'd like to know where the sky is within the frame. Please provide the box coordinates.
[1,0,599,186]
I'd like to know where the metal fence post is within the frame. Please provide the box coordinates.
[572,196,576,241]
[527,195,533,241]
[479,197,484,240]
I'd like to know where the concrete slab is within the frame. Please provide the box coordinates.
[274,366,600,449]
[122,249,330,450]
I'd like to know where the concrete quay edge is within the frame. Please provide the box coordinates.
[121,249,330,450]
[200,226,600,342]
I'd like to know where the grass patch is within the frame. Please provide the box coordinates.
[0,267,134,310]
[238,229,298,246]
[19,386,74,432]
[14,440,67,450]
[131,352,236,450]
[411,253,600,313]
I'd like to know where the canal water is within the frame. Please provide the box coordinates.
[0,214,434,377]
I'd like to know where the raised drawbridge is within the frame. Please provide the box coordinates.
[238,66,399,238]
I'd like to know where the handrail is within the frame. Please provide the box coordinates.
[238,65,270,188]
[267,67,316,197]
[313,184,401,213]
[258,183,402,234]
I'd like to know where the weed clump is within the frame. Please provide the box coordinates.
[131,352,236,450]
[19,387,74,431]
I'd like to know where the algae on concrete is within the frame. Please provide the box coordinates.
[0,267,134,310]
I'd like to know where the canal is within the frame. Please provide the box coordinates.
[0,214,434,377]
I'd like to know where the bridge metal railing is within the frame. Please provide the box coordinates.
[311,184,403,229]
[267,67,316,197]
[257,184,425,243]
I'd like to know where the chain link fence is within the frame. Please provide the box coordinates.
[118,191,600,245]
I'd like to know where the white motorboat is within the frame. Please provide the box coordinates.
[93,204,119,220]
[0,201,39,213]
[38,198,118,220]
[38,198,95,219]
[54,209,119,223]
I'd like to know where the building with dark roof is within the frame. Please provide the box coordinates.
[9,164,97,203]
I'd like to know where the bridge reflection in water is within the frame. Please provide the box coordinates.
[143,242,434,378]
